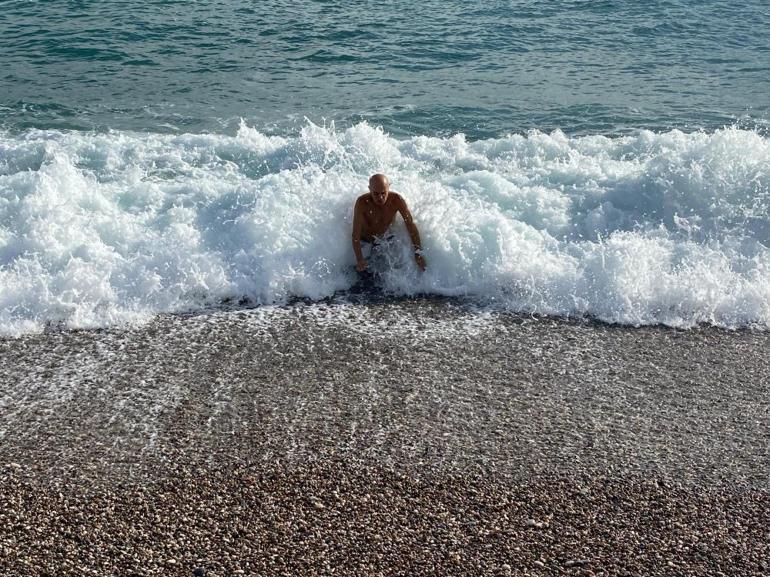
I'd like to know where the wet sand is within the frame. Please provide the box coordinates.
[1,299,768,575]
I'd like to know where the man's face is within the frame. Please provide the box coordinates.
[370,180,389,206]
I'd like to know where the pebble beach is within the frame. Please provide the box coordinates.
[1,300,768,576]
[4,1,770,575]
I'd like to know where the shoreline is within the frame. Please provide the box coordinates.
[7,290,770,342]
[1,299,768,575]
[1,298,768,487]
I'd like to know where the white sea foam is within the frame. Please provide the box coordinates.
[1,122,769,335]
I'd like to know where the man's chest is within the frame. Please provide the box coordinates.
[363,204,398,224]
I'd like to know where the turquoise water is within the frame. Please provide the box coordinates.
[2,1,770,334]
[2,0,769,137]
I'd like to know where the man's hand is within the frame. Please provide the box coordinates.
[356,259,368,272]
[414,253,426,271]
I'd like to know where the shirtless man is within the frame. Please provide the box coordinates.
[352,174,426,272]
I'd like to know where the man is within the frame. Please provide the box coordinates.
[352,174,426,272]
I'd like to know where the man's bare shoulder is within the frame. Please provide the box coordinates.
[355,193,372,205]
[388,191,404,204]
[389,192,408,209]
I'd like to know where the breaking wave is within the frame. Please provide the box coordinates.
[1,121,769,335]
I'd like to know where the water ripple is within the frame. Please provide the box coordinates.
[0,0,768,137]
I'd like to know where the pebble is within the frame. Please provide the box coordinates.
[525,518,544,528]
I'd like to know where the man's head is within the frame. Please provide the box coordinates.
[368,174,390,206]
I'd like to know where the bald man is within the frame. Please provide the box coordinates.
[352,174,426,272]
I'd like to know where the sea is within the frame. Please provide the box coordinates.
[2,0,770,336]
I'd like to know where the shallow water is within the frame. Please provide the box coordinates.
[1,301,768,487]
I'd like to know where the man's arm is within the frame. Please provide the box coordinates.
[351,197,367,271]
[396,194,426,271]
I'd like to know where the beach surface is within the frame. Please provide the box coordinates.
[1,299,768,576]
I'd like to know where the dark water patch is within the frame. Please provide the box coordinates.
[290,49,362,64]
[123,58,159,67]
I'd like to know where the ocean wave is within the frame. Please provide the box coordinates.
[0,121,769,335]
